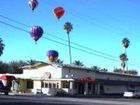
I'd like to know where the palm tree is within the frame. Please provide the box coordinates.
[56,59,63,64]
[73,60,84,66]
[122,38,130,71]
[64,22,73,64]
[119,53,128,72]
[122,38,130,53]
[0,38,5,56]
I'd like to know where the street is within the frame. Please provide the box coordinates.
[0,94,140,105]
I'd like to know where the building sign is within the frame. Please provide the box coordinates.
[42,72,51,79]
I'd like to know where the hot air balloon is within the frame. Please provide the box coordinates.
[28,0,38,11]
[47,50,59,62]
[29,26,43,43]
[54,7,65,20]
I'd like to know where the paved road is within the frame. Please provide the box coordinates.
[0,94,140,105]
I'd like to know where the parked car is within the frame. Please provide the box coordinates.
[123,90,140,98]
[0,81,10,95]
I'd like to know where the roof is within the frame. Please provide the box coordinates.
[20,63,140,79]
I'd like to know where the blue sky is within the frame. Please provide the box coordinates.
[0,0,140,72]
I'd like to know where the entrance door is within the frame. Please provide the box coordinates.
[78,82,85,94]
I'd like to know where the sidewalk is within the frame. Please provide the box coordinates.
[9,92,47,97]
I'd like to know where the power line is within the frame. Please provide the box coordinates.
[0,20,28,33]
[0,14,30,28]
[43,36,118,62]
[47,33,117,58]
[0,15,139,69]
[0,14,117,59]
[0,19,118,62]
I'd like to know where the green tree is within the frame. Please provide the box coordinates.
[126,69,138,75]
[27,59,39,65]
[100,68,108,72]
[0,61,9,73]
[91,66,100,71]
[8,61,24,74]
[73,60,84,66]
[56,59,63,64]
[113,68,123,73]
[0,38,5,56]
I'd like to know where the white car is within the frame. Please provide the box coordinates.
[123,90,140,98]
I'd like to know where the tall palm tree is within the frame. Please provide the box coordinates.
[119,53,128,72]
[0,38,5,56]
[122,38,130,53]
[64,22,73,64]
[122,38,130,71]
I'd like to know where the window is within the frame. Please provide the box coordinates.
[45,83,48,88]
[57,83,59,88]
[49,83,52,88]
[53,83,56,88]
[41,82,44,88]
[62,81,69,88]
[27,80,33,89]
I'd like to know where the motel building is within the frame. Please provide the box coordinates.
[4,63,140,96]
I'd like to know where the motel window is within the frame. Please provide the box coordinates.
[68,69,71,73]
[41,82,44,88]
[27,80,33,89]
[49,83,52,88]
[62,81,69,88]
[73,82,77,89]
[45,83,48,88]
[130,85,135,89]
[57,83,59,88]
[53,83,56,88]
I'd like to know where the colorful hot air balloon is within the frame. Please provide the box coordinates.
[29,26,43,43]
[47,50,59,62]
[54,7,65,20]
[28,0,38,11]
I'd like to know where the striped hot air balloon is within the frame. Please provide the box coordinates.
[29,26,43,43]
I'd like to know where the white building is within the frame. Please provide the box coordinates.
[9,63,140,96]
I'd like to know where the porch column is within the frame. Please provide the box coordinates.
[95,83,100,95]
[69,81,74,95]
[59,81,62,88]
[90,83,94,95]
[84,82,88,95]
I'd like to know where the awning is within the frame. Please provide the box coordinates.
[76,77,96,82]
[0,75,16,80]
